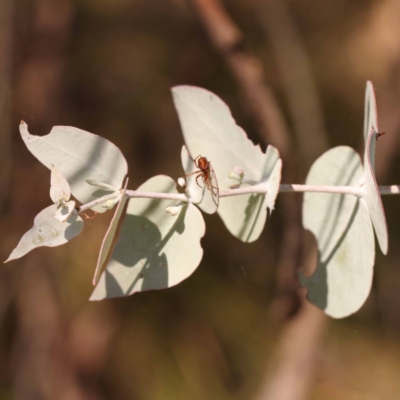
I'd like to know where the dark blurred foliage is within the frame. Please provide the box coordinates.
[1,0,400,399]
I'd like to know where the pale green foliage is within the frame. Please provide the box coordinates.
[301,81,388,317]
[361,83,388,254]
[6,82,394,319]
[362,128,388,254]
[90,176,205,300]
[363,81,378,146]
[172,86,282,242]
[5,204,83,262]
[20,122,128,212]
[300,147,374,318]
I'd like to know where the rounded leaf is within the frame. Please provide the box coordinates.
[301,146,375,318]
[90,175,205,300]
[20,122,128,212]
[172,86,281,242]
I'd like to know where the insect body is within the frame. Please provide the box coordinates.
[186,155,218,197]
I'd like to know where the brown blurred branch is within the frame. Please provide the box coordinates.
[0,0,12,212]
[0,0,13,338]
[14,0,74,128]
[254,302,325,400]
[186,1,327,399]
[12,256,87,400]
[8,1,113,398]
[187,0,291,158]
[254,0,329,171]
[12,256,116,400]
[188,0,302,315]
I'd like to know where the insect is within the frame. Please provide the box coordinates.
[186,155,218,196]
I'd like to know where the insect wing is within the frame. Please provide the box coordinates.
[181,146,203,204]
[198,161,219,214]
[208,162,219,205]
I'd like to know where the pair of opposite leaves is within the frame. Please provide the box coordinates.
[7,82,387,318]
[6,86,282,302]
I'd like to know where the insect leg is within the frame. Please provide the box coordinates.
[193,155,201,168]
[195,174,204,188]
[185,170,201,177]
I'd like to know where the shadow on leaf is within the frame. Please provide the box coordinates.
[238,194,264,242]
[305,199,360,311]
[101,206,188,298]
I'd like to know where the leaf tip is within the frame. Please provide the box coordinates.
[89,291,102,302]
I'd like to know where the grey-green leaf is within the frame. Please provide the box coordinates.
[5,204,83,262]
[360,83,388,254]
[301,146,375,318]
[363,81,378,146]
[20,122,128,213]
[172,86,282,242]
[90,175,205,300]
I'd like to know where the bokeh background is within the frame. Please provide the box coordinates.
[1,0,400,399]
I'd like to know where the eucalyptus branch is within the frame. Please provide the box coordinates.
[77,192,121,213]
[77,190,188,213]
[279,184,362,196]
[76,183,400,214]
[125,190,187,202]
[377,185,400,195]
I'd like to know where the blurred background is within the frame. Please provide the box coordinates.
[1,0,400,399]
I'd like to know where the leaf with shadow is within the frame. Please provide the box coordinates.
[90,175,205,300]
[172,86,281,242]
[20,122,128,213]
[5,204,83,262]
[301,146,375,318]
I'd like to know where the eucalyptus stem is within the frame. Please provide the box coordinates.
[77,183,400,213]
[378,185,400,195]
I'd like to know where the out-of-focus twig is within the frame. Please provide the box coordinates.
[7,0,113,398]
[13,0,73,127]
[188,0,291,159]
[0,0,12,212]
[254,302,325,400]
[254,0,329,171]
[0,0,13,334]
[186,1,327,400]
[12,256,87,400]
[188,0,302,318]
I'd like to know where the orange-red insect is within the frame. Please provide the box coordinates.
[186,155,218,196]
